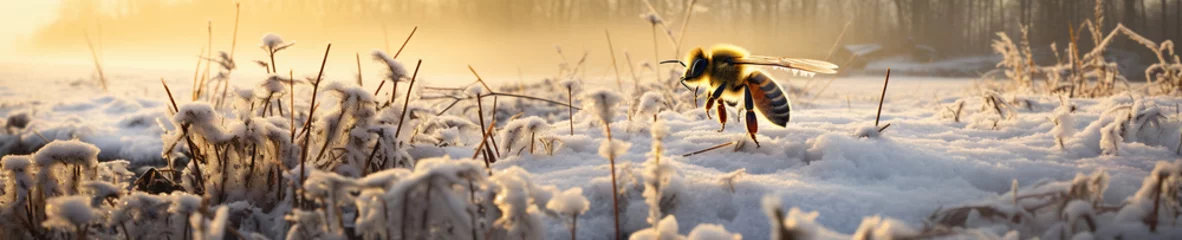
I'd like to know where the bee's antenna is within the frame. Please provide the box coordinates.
[659,59,686,67]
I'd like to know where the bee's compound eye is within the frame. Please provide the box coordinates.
[687,58,708,79]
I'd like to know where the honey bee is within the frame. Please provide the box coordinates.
[661,44,837,148]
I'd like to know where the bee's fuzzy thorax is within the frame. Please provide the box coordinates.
[707,44,750,60]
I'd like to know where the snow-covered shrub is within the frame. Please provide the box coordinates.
[500,116,550,155]
[630,215,681,240]
[1051,100,1077,150]
[1070,98,1173,156]
[42,195,96,236]
[490,169,546,240]
[548,187,589,239]
[259,33,294,73]
[642,119,683,226]
[315,82,378,176]
[190,205,230,240]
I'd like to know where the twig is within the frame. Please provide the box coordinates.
[191,47,205,100]
[605,30,623,91]
[84,31,108,93]
[875,69,891,127]
[289,70,295,143]
[487,92,581,110]
[681,142,736,157]
[568,87,575,135]
[202,21,213,95]
[394,60,423,140]
[355,52,363,87]
[299,43,333,208]
[674,0,698,58]
[393,26,418,59]
[471,123,497,176]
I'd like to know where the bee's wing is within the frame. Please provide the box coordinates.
[731,56,839,74]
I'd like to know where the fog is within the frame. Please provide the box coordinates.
[6,0,1179,85]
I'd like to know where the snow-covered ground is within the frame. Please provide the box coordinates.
[1,60,1181,239]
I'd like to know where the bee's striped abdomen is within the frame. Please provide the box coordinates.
[745,71,791,127]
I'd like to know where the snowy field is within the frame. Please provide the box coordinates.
[1,58,1181,239]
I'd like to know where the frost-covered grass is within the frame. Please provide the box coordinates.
[2,26,1182,240]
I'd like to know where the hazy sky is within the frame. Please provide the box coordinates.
[0,1,60,54]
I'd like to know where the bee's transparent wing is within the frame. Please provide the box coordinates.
[730,56,839,74]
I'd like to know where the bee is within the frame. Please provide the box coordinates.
[661,44,837,148]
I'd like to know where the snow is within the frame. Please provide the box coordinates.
[33,139,100,167]
[3,60,1182,239]
[547,187,590,217]
[372,50,408,82]
[686,224,740,240]
[42,195,97,229]
[261,33,290,51]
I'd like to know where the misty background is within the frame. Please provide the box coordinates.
[2,0,1180,84]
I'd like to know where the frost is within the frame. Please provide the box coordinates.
[43,195,96,230]
[852,215,918,240]
[630,215,682,240]
[547,187,589,217]
[373,50,408,82]
[34,139,99,167]
[687,224,741,240]
[260,33,293,53]
[191,205,230,240]
[582,89,624,124]
[637,91,667,121]
[599,138,631,160]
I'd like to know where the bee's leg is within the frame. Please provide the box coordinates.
[744,86,761,148]
[716,98,727,132]
[704,86,726,120]
[704,95,715,119]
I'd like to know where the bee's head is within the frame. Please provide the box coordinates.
[683,47,709,81]
[659,47,710,92]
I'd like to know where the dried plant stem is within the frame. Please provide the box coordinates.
[394,60,423,140]
[362,130,384,175]
[393,26,418,59]
[674,0,698,57]
[604,122,621,240]
[487,92,580,109]
[605,30,623,91]
[568,87,575,135]
[289,70,295,142]
[355,52,363,87]
[681,142,736,157]
[625,52,640,89]
[229,3,240,57]
[299,43,333,208]
[84,31,108,93]
[217,2,241,108]
[875,69,891,127]
[474,94,490,157]
[202,22,213,96]
[651,24,661,83]
[472,120,497,176]
[191,47,205,100]
[490,96,502,157]
[570,213,579,240]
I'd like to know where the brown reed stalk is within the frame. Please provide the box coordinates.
[394,60,423,140]
[681,142,736,157]
[875,69,891,127]
[84,31,108,93]
[605,30,623,91]
[191,47,205,100]
[299,43,332,208]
